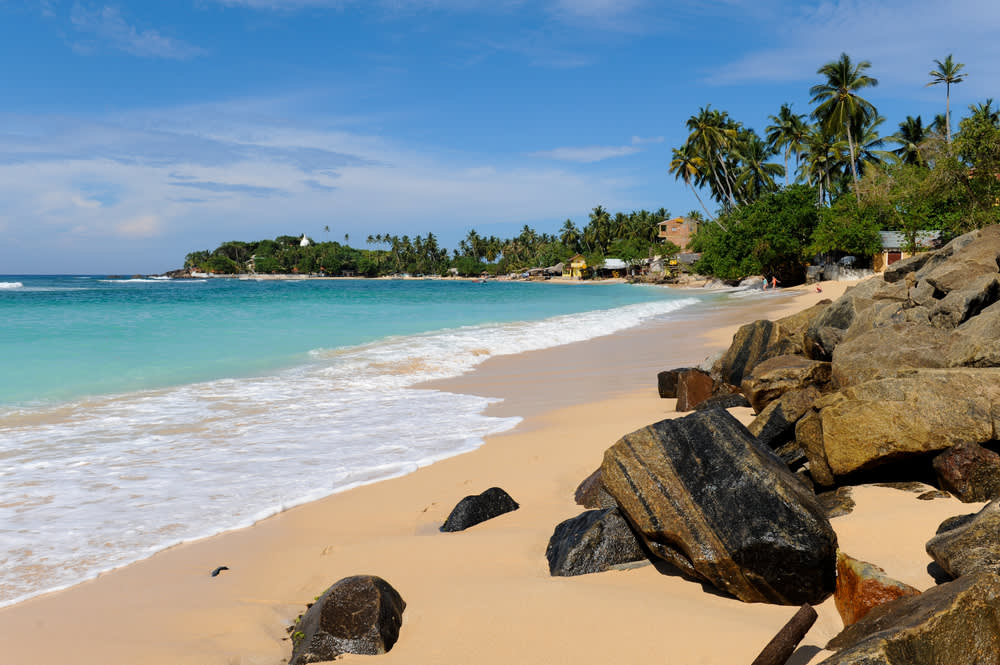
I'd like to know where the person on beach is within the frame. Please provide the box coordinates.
[771,276,780,289]
[815,284,823,293]
[762,277,768,290]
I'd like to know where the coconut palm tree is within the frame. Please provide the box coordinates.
[733,131,784,203]
[668,144,717,222]
[685,105,740,209]
[801,124,848,205]
[891,116,928,166]
[854,116,895,175]
[927,54,967,144]
[968,99,1000,127]
[810,52,879,200]
[765,103,809,186]
[559,219,581,251]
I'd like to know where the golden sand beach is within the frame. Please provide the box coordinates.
[0,279,977,665]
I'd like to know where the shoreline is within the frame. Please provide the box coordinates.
[2,278,955,665]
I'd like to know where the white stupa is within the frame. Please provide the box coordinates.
[300,234,310,247]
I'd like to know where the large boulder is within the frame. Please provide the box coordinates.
[831,323,953,388]
[926,500,1000,579]
[928,273,1000,329]
[692,392,751,411]
[933,442,1000,502]
[600,409,837,604]
[773,299,833,354]
[741,355,831,413]
[290,575,405,665]
[713,319,785,387]
[748,387,822,449]
[949,300,1000,367]
[821,571,1000,665]
[805,294,873,361]
[440,487,519,532]
[834,551,921,628]
[796,369,1000,485]
[545,508,649,576]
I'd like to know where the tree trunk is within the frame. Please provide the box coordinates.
[846,123,861,202]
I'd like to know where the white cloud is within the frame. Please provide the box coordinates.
[708,0,1000,101]
[70,5,206,59]
[0,109,634,272]
[116,215,162,238]
[530,145,641,163]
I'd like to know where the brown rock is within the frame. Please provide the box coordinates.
[714,319,784,387]
[656,367,691,399]
[831,323,952,388]
[834,551,921,628]
[748,387,821,449]
[926,500,1000,579]
[798,369,1000,482]
[817,487,856,518]
[741,355,831,414]
[675,367,715,412]
[929,273,1000,329]
[822,571,1000,665]
[949,300,1000,367]
[933,442,1000,502]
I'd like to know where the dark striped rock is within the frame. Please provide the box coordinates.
[822,572,1000,665]
[714,319,785,387]
[290,575,405,665]
[933,442,1000,502]
[545,508,649,576]
[926,500,1000,579]
[692,392,751,411]
[834,551,920,628]
[440,487,519,532]
[600,409,837,604]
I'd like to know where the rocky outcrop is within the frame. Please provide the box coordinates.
[831,324,952,387]
[545,508,649,576]
[440,487,519,532]
[933,442,1000,502]
[926,500,1000,579]
[748,387,821,450]
[821,571,1000,665]
[949,301,1000,367]
[929,273,1000,328]
[713,320,784,387]
[834,551,921,628]
[600,409,837,604]
[741,355,831,413]
[795,369,1000,486]
[290,575,405,665]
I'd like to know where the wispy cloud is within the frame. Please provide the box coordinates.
[529,135,663,163]
[707,0,1000,100]
[70,5,207,59]
[0,106,634,271]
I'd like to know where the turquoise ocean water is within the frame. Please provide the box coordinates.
[0,275,711,606]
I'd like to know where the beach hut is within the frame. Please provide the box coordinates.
[565,254,591,279]
[596,258,629,278]
[874,231,941,272]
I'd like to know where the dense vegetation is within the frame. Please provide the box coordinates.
[680,52,1000,281]
[187,53,1000,283]
[184,209,681,277]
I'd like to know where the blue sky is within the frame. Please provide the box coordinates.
[2,0,999,273]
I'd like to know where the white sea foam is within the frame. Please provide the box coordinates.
[0,281,23,289]
[0,295,699,607]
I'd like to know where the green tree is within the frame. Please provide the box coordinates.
[927,54,967,144]
[891,116,928,166]
[810,53,879,200]
[765,103,809,187]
